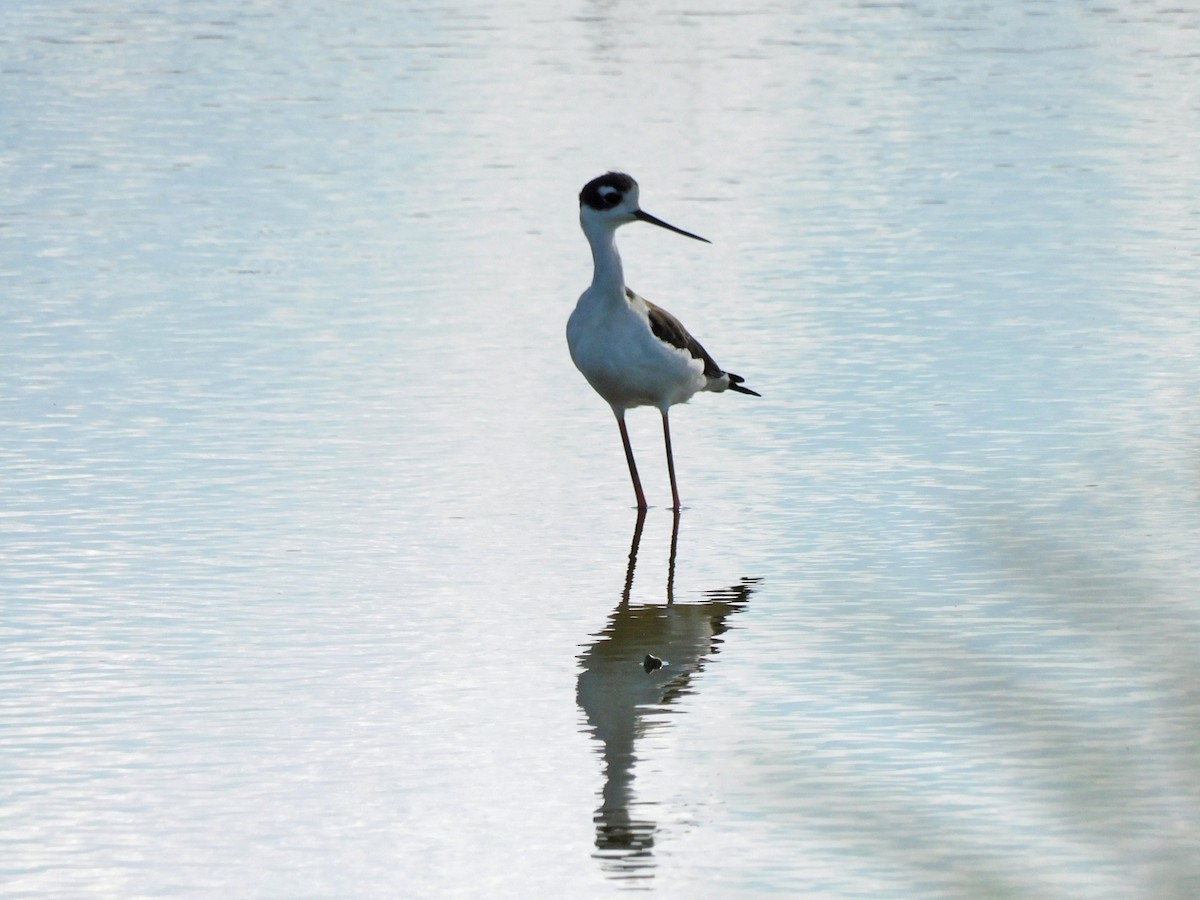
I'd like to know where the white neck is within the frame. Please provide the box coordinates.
[582,215,625,297]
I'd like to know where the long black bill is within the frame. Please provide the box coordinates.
[633,208,711,243]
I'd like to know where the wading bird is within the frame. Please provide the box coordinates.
[567,172,758,510]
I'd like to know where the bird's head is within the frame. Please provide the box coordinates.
[579,172,710,243]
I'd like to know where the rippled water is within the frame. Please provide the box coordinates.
[3,1,1199,896]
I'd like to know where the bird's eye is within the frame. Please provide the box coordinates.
[600,190,620,207]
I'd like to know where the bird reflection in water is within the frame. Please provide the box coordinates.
[576,511,757,881]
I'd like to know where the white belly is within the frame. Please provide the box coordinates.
[567,293,707,412]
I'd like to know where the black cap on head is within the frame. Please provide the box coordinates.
[580,172,637,210]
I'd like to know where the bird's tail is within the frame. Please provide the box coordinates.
[726,373,760,397]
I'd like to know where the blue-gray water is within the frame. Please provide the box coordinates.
[3,1,1199,897]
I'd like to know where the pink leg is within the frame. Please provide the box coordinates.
[661,410,681,511]
[617,415,648,511]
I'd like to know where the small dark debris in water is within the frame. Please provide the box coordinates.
[643,654,663,673]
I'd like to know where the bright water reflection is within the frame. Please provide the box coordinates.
[2,0,1199,896]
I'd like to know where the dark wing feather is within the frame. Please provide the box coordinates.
[628,287,722,378]
[627,287,760,396]
[725,375,760,396]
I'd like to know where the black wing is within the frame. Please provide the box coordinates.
[629,287,722,377]
[628,287,760,396]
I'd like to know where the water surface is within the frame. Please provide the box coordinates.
[3,1,1199,896]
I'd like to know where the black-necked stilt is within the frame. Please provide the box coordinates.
[567,172,759,511]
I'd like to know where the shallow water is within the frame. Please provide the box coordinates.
[3,1,1199,896]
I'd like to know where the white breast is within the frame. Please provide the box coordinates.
[567,287,707,412]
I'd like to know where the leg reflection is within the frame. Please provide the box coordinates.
[576,512,757,880]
